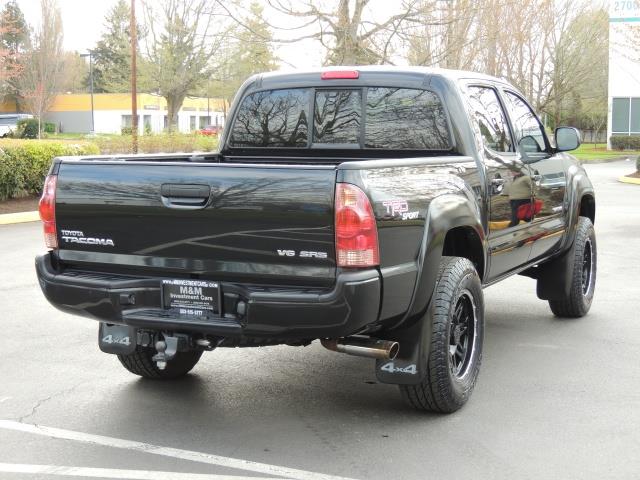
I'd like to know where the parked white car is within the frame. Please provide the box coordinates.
[0,114,33,137]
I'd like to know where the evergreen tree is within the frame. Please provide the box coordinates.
[234,2,278,79]
[91,0,135,93]
[210,2,278,111]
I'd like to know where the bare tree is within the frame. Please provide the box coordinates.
[142,0,229,132]
[0,0,29,109]
[264,0,433,65]
[406,0,606,127]
[406,0,482,70]
[18,0,63,138]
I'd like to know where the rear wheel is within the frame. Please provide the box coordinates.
[548,217,596,318]
[400,256,484,413]
[117,345,202,379]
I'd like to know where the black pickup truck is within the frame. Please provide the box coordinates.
[36,67,596,413]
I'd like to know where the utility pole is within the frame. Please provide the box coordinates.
[80,51,95,134]
[130,0,138,153]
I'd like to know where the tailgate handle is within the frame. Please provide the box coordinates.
[161,184,210,208]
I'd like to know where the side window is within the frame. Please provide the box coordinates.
[504,92,547,153]
[467,86,513,153]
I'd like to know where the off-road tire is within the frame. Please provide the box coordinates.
[117,345,203,379]
[400,256,484,413]
[549,217,596,318]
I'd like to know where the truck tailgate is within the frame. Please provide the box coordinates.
[54,161,337,287]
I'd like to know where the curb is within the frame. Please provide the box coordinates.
[579,156,636,164]
[618,176,640,185]
[0,210,39,225]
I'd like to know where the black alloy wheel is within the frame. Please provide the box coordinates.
[449,291,477,378]
[581,237,594,296]
[548,216,597,318]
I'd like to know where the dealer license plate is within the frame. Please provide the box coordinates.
[162,279,219,316]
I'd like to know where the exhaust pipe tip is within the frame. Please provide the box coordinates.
[387,341,400,360]
[321,337,399,360]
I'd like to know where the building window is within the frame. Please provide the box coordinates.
[199,116,210,129]
[631,99,640,133]
[612,97,640,134]
[190,115,197,131]
[143,115,152,132]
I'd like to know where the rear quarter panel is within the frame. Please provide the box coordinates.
[338,156,484,327]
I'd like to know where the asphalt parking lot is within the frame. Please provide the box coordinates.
[0,159,639,480]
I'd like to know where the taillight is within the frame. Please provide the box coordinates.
[335,183,379,267]
[321,70,359,80]
[39,175,57,249]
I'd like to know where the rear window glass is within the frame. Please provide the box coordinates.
[365,88,450,149]
[313,90,362,144]
[229,86,451,150]
[229,89,309,148]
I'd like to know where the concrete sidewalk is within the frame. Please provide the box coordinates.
[0,210,39,225]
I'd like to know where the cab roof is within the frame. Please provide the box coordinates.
[252,65,511,90]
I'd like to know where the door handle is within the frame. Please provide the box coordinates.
[160,183,210,209]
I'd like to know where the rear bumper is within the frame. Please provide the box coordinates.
[35,253,381,340]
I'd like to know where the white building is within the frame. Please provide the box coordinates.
[608,1,640,146]
[2,93,228,135]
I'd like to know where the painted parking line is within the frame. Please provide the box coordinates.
[0,420,357,480]
[0,463,283,479]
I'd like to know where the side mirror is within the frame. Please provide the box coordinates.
[555,127,581,152]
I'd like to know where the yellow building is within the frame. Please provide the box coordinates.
[0,93,227,134]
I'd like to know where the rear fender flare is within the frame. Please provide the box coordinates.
[375,194,486,385]
[407,194,486,321]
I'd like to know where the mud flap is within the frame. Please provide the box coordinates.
[375,314,430,385]
[535,243,574,301]
[98,323,137,355]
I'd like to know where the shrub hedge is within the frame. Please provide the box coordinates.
[610,135,640,150]
[95,133,218,154]
[12,119,57,138]
[0,134,218,202]
[0,140,99,201]
[15,118,40,139]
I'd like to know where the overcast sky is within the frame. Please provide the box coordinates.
[16,0,118,53]
[12,0,331,68]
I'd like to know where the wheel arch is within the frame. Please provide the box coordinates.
[443,226,485,280]
[394,193,486,330]
[559,164,596,252]
[579,193,595,225]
